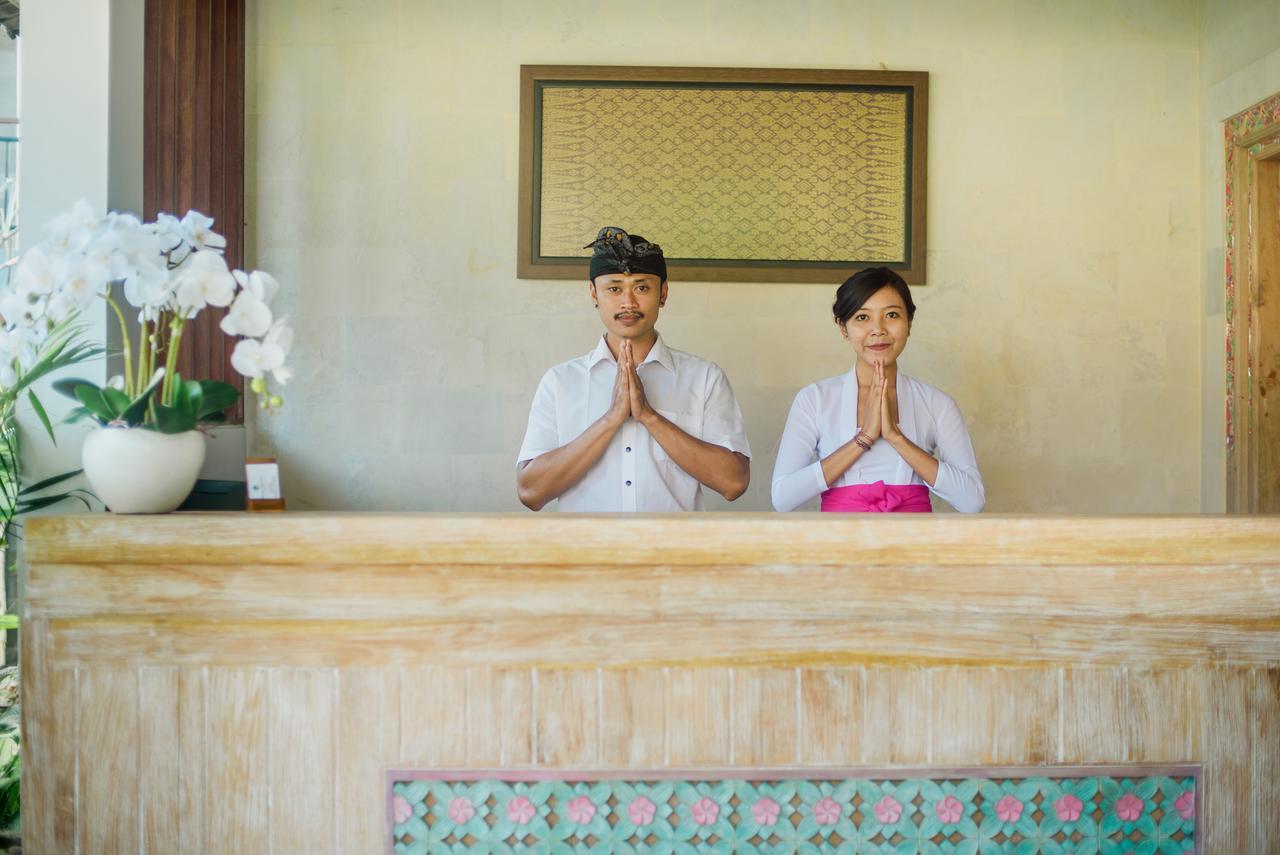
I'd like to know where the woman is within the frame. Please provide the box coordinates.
[771,267,984,513]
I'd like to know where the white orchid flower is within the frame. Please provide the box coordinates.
[261,318,294,384]
[0,289,41,329]
[14,247,67,297]
[4,325,43,370]
[45,291,79,323]
[61,258,109,311]
[43,199,99,253]
[123,262,172,309]
[118,225,166,279]
[83,229,134,283]
[180,210,227,253]
[0,361,15,389]
[231,335,287,380]
[234,269,280,304]
[220,288,273,338]
[149,212,188,254]
[174,250,236,317]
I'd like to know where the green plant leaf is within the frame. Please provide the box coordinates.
[73,385,114,423]
[63,406,96,424]
[18,320,107,393]
[27,390,57,444]
[153,404,197,434]
[198,380,239,419]
[18,468,82,496]
[102,386,131,418]
[52,376,101,400]
[16,491,90,514]
[119,369,167,426]
[173,378,203,420]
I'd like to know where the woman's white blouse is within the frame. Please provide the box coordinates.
[771,370,985,513]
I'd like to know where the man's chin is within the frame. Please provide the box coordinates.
[611,324,653,339]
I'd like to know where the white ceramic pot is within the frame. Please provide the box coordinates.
[82,427,206,514]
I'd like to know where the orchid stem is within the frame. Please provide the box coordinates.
[161,317,186,406]
[104,296,134,399]
[136,318,150,397]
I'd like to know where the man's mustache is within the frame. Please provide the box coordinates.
[614,312,644,319]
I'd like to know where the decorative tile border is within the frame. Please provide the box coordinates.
[1223,91,1280,454]
[389,768,1198,854]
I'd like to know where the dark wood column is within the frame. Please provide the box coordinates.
[144,0,245,419]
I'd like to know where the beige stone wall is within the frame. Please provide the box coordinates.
[245,0,1203,512]
[1197,0,1280,512]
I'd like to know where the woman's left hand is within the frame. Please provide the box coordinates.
[878,360,903,442]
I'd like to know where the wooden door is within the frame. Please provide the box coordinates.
[1226,98,1280,513]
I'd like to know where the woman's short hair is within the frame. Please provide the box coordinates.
[832,267,916,327]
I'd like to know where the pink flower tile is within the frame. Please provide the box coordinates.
[995,795,1022,823]
[813,796,841,825]
[873,795,902,825]
[506,795,535,825]
[751,797,780,826]
[935,795,963,825]
[567,795,596,824]
[691,796,719,826]
[1115,793,1144,822]
[393,795,412,824]
[628,796,656,826]
[1054,794,1084,822]
[447,796,475,824]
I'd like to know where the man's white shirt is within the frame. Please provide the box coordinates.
[518,334,751,511]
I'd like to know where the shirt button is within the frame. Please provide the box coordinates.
[625,446,632,452]
[625,480,632,487]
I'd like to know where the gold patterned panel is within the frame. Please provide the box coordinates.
[537,86,910,263]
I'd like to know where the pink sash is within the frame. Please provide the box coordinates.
[820,481,932,513]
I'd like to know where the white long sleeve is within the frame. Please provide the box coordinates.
[771,385,831,512]
[771,370,985,513]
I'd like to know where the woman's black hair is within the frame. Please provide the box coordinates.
[832,267,916,327]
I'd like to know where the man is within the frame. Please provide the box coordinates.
[517,227,751,511]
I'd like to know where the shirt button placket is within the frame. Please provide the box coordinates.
[622,421,637,511]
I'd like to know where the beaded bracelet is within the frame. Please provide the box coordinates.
[853,432,873,451]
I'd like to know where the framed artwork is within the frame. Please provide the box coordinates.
[518,65,928,284]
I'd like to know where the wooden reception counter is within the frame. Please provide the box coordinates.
[20,513,1280,852]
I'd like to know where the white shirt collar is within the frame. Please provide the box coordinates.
[585,333,676,374]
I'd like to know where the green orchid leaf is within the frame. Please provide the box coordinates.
[27,390,57,444]
[153,404,197,434]
[102,387,131,418]
[119,369,167,426]
[18,468,82,496]
[52,376,101,400]
[73,385,114,423]
[63,406,96,424]
[177,379,203,419]
[197,380,239,419]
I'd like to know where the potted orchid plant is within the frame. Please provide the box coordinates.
[6,201,292,512]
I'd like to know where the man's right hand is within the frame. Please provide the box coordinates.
[605,347,632,428]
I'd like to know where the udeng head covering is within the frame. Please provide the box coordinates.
[584,227,667,282]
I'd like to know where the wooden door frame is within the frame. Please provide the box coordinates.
[143,0,246,420]
[1225,94,1280,512]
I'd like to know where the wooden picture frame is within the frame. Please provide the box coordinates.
[518,65,928,284]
